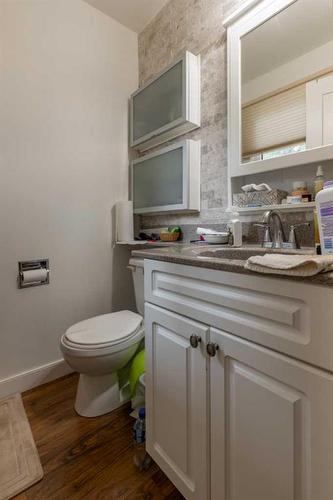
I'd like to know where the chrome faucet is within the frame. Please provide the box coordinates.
[255,210,310,249]
[255,210,286,248]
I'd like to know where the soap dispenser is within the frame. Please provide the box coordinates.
[226,207,242,247]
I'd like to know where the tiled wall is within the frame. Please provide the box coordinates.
[138,0,243,227]
[137,0,314,247]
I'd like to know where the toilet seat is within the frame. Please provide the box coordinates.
[62,310,144,351]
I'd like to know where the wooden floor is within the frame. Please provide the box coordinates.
[13,374,183,500]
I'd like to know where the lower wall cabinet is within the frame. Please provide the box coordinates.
[145,303,333,500]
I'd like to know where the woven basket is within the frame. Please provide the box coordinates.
[160,232,180,242]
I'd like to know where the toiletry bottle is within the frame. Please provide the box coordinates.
[314,166,325,250]
[226,207,242,247]
[313,210,320,250]
[314,165,325,195]
[316,181,333,255]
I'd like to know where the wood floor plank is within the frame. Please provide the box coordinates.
[13,374,183,500]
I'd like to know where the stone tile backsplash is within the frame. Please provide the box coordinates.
[141,214,315,248]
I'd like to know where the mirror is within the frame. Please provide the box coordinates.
[241,0,333,164]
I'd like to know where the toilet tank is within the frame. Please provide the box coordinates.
[129,258,144,316]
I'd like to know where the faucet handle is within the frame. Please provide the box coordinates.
[254,222,272,247]
[288,223,310,249]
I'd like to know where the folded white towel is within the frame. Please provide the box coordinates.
[245,253,333,277]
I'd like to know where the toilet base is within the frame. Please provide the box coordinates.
[75,372,126,417]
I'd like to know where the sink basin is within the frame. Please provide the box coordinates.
[196,246,315,261]
[199,248,265,260]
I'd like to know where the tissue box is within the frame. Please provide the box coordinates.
[233,189,288,208]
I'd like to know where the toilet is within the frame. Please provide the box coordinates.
[60,258,144,417]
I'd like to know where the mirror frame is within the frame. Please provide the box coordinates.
[225,0,333,179]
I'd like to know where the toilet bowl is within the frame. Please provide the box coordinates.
[60,258,145,417]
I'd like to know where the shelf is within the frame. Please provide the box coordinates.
[116,240,148,245]
[237,202,316,214]
[230,145,333,178]
[116,240,185,247]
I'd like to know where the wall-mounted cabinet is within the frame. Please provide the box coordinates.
[226,0,333,179]
[132,140,200,215]
[225,0,333,213]
[130,52,201,152]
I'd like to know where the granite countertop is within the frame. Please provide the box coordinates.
[132,244,333,287]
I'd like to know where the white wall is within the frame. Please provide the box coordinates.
[0,0,138,395]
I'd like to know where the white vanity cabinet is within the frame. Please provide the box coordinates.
[144,259,333,500]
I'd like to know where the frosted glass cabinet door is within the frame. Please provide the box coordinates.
[132,140,200,214]
[132,61,183,143]
[130,52,200,151]
[134,147,183,210]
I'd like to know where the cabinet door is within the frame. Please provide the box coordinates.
[132,140,200,215]
[130,52,200,151]
[132,60,183,144]
[145,303,209,500]
[210,328,333,500]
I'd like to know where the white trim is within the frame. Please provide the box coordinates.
[232,144,333,177]
[0,359,73,398]
[306,74,333,149]
[223,0,263,27]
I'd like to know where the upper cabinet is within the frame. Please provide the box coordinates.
[225,0,333,177]
[131,139,200,215]
[130,52,201,152]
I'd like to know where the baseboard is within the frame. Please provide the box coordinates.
[0,359,73,399]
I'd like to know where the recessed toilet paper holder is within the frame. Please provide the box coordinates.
[18,259,50,289]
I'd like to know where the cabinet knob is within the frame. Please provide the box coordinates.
[206,342,219,357]
[190,334,201,348]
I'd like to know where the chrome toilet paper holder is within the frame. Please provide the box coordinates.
[18,259,50,289]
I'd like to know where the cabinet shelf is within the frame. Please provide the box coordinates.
[116,240,184,246]
[237,202,316,214]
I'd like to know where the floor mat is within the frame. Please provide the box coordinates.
[0,393,43,499]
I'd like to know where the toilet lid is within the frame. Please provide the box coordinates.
[64,310,143,347]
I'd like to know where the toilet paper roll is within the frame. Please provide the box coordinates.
[116,201,134,242]
[22,268,48,284]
